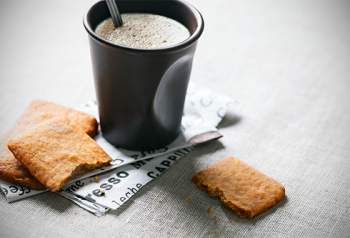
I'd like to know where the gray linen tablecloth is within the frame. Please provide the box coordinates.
[0,0,349,237]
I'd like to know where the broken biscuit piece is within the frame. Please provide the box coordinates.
[192,157,285,218]
[0,153,44,189]
[8,119,111,192]
[18,100,98,137]
[0,100,98,189]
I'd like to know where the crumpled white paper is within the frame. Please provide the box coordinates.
[0,84,232,215]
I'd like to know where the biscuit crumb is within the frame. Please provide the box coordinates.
[207,206,214,218]
[94,176,100,182]
[213,216,219,224]
[185,196,193,204]
[99,188,105,196]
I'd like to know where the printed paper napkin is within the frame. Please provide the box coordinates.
[0,84,232,216]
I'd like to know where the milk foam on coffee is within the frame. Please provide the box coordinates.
[95,13,190,49]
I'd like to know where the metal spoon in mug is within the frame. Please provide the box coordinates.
[106,0,123,28]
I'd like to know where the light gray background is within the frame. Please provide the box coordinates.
[0,0,349,237]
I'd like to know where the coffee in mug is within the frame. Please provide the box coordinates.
[84,0,204,150]
[95,13,190,49]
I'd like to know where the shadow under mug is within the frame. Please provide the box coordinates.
[84,0,204,150]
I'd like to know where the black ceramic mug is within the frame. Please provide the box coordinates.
[84,0,204,150]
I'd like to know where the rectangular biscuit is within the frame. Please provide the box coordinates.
[0,151,44,189]
[192,157,285,218]
[0,100,98,189]
[18,100,98,137]
[8,118,111,192]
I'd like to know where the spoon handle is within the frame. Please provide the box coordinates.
[106,0,123,28]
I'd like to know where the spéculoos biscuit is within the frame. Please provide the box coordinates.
[8,118,111,192]
[192,157,285,218]
[0,100,98,189]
